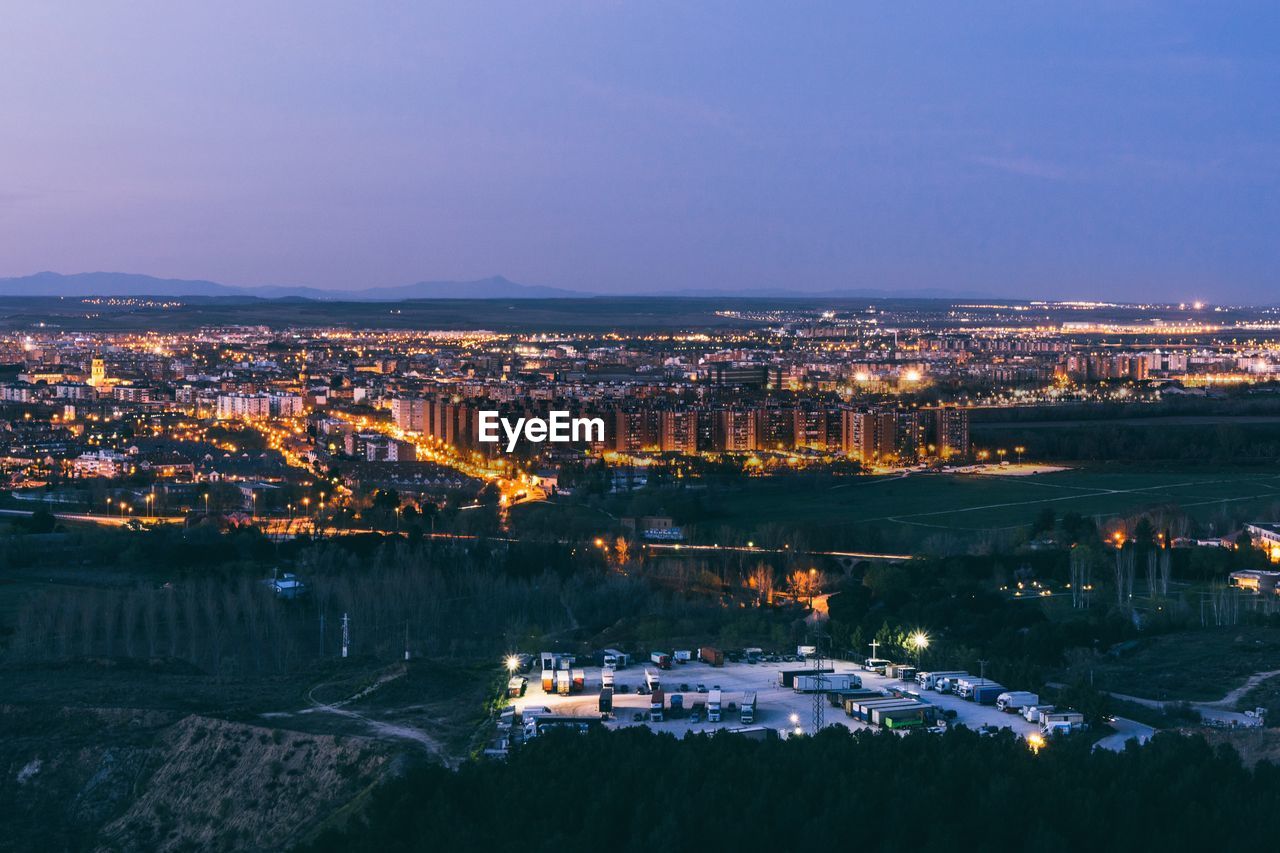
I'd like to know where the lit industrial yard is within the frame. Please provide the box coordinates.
[508,657,1044,741]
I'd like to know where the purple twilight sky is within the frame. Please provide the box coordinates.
[1,1,1278,301]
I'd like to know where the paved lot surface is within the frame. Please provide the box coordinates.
[1094,717,1155,752]
[514,659,1043,741]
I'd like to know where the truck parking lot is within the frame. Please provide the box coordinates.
[511,657,1043,741]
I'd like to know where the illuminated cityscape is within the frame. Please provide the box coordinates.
[4,1,1280,849]
[5,299,1280,528]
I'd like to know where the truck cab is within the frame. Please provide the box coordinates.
[707,689,723,722]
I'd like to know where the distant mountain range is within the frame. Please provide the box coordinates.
[0,272,583,300]
[0,271,993,301]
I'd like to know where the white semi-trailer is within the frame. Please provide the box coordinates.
[996,691,1040,713]
[918,671,968,690]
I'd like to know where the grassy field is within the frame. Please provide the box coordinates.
[701,466,1280,536]
[1061,627,1280,702]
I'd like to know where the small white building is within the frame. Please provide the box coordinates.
[1228,569,1280,594]
[72,449,128,478]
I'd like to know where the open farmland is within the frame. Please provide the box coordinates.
[697,466,1280,537]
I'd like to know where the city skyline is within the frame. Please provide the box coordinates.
[3,2,1278,302]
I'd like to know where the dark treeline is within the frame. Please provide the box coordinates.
[301,726,1280,853]
[6,539,583,673]
[3,536,802,675]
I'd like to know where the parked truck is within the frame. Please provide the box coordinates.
[541,669,555,693]
[744,647,764,663]
[645,669,662,693]
[601,667,615,689]
[556,669,572,696]
[602,648,629,669]
[669,694,684,717]
[507,676,528,698]
[726,726,776,740]
[917,670,968,690]
[539,651,574,672]
[934,674,972,694]
[1023,704,1055,723]
[650,652,672,670]
[996,691,1040,713]
[599,687,614,717]
[571,669,585,692]
[707,689,723,722]
[971,683,1006,705]
[780,667,834,688]
[650,688,665,722]
[741,692,757,724]
[698,646,725,667]
[870,702,933,727]
[673,650,693,664]
[848,698,922,722]
[833,688,884,709]
[955,678,1003,700]
[793,672,861,693]
[878,705,936,730]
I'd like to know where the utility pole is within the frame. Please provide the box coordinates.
[319,611,325,656]
[977,658,988,680]
[404,622,411,661]
[811,627,827,734]
[341,612,350,659]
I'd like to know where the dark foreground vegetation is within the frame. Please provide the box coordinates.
[304,726,1279,853]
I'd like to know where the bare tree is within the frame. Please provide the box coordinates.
[747,562,776,606]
